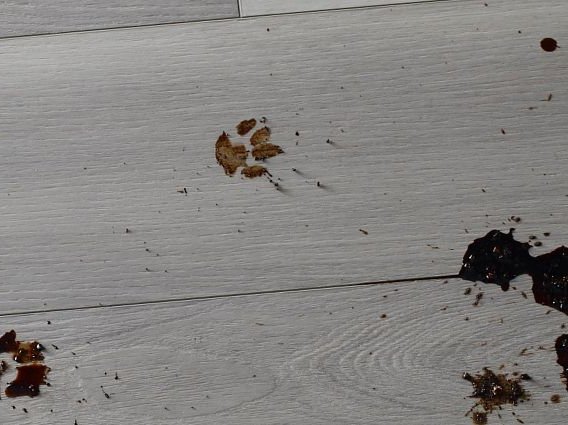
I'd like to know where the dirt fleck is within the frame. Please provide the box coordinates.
[236,119,257,136]
[359,229,369,235]
[250,127,272,146]
[241,165,268,178]
[551,394,561,403]
[252,143,284,160]
[541,37,558,52]
[463,368,528,417]
[464,287,472,295]
[215,132,248,176]
[5,364,50,398]
[473,292,484,307]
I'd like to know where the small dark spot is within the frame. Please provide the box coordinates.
[23,408,28,413]
[534,241,542,247]
[464,288,472,295]
[125,228,130,233]
[266,28,270,32]
[473,292,484,307]
[115,372,119,380]
[550,394,561,403]
[501,128,506,135]
[316,181,321,187]
[521,291,528,299]
[380,314,387,319]
[529,235,537,240]
[47,321,51,325]
[520,373,532,380]
[51,344,59,350]
[295,131,299,136]
[359,229,369,235]
[540,37,558,52]
[543,232,551,237]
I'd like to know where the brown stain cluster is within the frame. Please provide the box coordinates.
[459,230,568,394]
[0,330,50,398]
[215,118,284,179]
[463,369,528,423]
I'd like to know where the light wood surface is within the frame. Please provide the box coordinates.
[240,0,468,16]
[0,279,566,424]
[0,0,566,314]
[0,0,238,38]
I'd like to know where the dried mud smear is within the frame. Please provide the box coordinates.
[5,364,50,398]
[215,132,248,176]
[464,369,528,423]
[241,165,268,178]
[532,247,568,315]
[236,119,257,136]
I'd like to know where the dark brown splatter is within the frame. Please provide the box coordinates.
[541,38,558,52]
[463,368,528,416]
[249,127,272,146]
[531,247,568,315]
[236,119,257,136]
[215,132,248,176]
[472,411,488,425]
[551,394,561,403]
[0,330,44,363]
[241,165,268,178]
[5,364,50,398]
[459,229,534,291]
[556,334,568,390]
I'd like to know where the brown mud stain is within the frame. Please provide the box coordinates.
[464,368,528,423]
[242,165,268,178]
[236,119,257,136]
[250,127,272,146]
[531,247,568,315]
[0,330,44,363]
[5,364,50,398]
[556,334,568,390]
[252,143,284,160]
[215,132,248,176]
[459,229,533,291]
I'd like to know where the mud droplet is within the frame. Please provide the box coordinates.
[541,37,558,52]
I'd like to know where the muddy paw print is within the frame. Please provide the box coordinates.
[215,118,284,180]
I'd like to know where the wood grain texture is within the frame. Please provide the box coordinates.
[0,279,566,424]
[0,0,238,38]
[240,0,467,16]
[0,0,567,313]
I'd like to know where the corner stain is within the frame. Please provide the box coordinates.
[464,369,528,423]
[540,38,558,52]
[5,364,50,398]
[0,330,44,363]
[236,119,257,136]
[215,132,248,176]
[458,229,533,291]
[556,334,568,390]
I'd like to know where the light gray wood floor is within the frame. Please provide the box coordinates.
[0,0,566,423]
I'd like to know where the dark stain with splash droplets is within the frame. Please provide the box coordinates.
[5,364,50,398]
[531,247,568,314]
